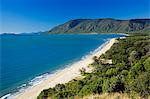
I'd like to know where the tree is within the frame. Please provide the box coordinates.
[144,57,150,71]
[129,72,150,98]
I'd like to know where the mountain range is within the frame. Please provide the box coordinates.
[48,18,150,34]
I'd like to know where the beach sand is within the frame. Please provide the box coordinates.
[11,38,116,99]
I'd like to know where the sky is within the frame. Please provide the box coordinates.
[1,0,150,33]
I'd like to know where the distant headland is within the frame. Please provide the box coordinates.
[48,18,150,34]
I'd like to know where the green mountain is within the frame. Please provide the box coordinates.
[48,18,150,34]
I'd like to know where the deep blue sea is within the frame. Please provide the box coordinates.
[0,33,125,97]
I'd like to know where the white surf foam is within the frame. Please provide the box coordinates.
[1,38,112,99]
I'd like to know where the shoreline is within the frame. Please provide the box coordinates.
[7,38,116,99]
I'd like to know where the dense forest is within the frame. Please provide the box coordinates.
[38,35,150,99]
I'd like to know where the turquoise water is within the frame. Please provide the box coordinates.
[0,33,125,97]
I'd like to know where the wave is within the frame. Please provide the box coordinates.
[1,38,112,99]
[0,94,11,99]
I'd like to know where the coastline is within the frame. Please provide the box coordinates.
[8,38,116,99]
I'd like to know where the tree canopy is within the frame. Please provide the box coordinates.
[38,36,150,99]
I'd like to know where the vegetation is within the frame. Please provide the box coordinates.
[48,18,150,34]
[83,93,143,99]
[38,36,150,99]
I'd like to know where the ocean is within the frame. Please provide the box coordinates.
[0,33,125,97]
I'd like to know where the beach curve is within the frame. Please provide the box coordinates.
[9,38,116,99]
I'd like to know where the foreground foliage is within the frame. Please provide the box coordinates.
[38,36,150,99]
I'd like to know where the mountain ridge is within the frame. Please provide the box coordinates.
[48,18,150,34]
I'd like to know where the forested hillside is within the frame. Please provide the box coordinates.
[48,18,150,34]
[38,36,150,99]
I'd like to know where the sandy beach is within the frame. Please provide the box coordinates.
[10,38,116,99]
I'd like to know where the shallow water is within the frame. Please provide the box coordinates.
[0,33,125,97]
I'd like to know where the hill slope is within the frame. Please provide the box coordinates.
[48,18,150,33]
[38,36,150,99]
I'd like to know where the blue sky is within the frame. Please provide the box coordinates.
[1,0,150,33]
